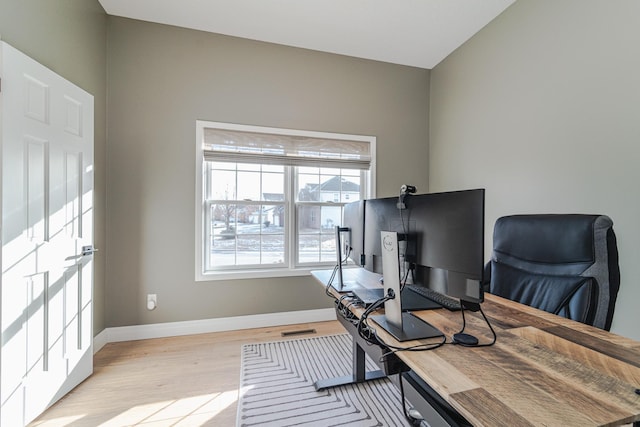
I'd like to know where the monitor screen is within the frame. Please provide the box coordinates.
[363,189,485,304]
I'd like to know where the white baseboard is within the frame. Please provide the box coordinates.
[93,308,337,354]
[93,329,109,353]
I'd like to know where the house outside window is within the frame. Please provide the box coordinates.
[195,121,376,280]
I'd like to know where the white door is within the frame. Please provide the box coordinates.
[0,41,94,426]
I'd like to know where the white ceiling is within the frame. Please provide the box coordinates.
[98,0,515,69]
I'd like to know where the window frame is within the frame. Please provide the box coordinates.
[195,120,376,281]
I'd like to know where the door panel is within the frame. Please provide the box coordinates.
[1,41,94,426]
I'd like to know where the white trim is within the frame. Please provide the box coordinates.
[93,308,336,351]
[198,267,312,281]
[93,328,109,354]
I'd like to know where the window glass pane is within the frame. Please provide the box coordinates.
[297,232,337,264]
[298,206,321,233]
[321,205,341,231]
[319,205,342,263]
[261,205,285,232]
[210,251,235,268]
[262,235,285,264]
[296,205,341,264]
[236,236,261,265]
[317,174,341,202]
[210,169,236,200]
[235,205,259,232]
[237,171,261,200]
[341,176,361,202]
[297,173,320,201]
[298,234,321,264]
[262,172,284,202]
[211,203,237,233]
[210,236,236,267]
[320,232,336,263]
[296,168,362,204]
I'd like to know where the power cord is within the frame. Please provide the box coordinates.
[336,294,359,325]
[452,303,497,347]
[398,372,425,427]
[357,290,448,355]
[356,291,394,347]
[398,185,416,288]
[325,264,339,297]
[325,245,353,297]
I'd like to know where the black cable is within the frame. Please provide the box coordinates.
[398,373,423,427]
[378,333,447,356]
[343,245,352,264]
[325,264,340,298]
[454,303,497,347]
[356,294,392,346]
[325,245,353,298]
[355,282,450,354]
[398,371,409,417]
[398,187,413,287]
[400,266,410,290]
[358,299,448,354]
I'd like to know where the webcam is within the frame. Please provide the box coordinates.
[400,184,417,194]
[398,184,416,209]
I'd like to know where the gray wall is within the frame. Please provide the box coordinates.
[0,0,108,334]
[430,0,640,339]
[106,18,430,327]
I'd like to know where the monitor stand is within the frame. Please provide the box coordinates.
[374,231,445,342]
[333,280,363,293]
[370,312,443,342]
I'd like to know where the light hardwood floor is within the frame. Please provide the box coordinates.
[30,320,345,427]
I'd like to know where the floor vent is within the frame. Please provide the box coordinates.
[281,328,317,337]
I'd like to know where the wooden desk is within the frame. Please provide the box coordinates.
[312,268,640,427]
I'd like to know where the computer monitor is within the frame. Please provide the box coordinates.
[369,231,444,342]
[342,201,365,267]
[363,189,485,306]
[333,226,361,292]
[411,189,485,306]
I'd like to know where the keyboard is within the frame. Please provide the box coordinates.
[405,285,461,311]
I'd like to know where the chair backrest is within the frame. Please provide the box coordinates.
[488,214,620,330]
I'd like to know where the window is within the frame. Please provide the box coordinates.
[195,121,375,280]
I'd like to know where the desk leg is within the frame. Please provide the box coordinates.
[314,312,387,391]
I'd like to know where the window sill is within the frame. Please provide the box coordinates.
[196,267,322,282]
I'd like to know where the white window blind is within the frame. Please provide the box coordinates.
[203,127,372,169]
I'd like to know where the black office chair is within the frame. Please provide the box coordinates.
[486,214,620,330]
